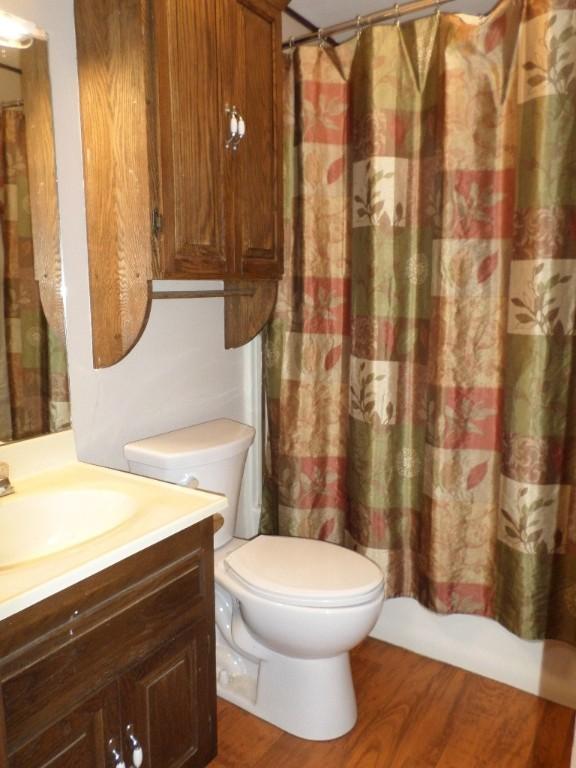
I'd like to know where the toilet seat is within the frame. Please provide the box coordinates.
[223,535,383,608]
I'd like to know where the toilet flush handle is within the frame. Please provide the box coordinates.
[181,473,199,489]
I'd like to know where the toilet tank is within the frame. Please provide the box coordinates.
[124,419,256,549]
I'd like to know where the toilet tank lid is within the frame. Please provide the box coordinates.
[123,419,256,469]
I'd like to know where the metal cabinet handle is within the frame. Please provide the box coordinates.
[225,106,246,151]
[225,105,240,150]
[108,738,127,768]
[237,113,246,141]
[126,724,144,768]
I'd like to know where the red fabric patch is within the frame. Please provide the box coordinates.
[302,80,349,145]
[443,169,515,240]
[434,387,502,451]
[300,276,350,335]
[432,581,494,617]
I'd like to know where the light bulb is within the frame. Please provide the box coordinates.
[0,11,45,49]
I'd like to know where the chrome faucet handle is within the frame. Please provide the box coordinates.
[0,462,14,496]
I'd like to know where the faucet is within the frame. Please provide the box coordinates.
[0,462,14,496]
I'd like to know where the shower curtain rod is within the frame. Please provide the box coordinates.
[283,0,456,48]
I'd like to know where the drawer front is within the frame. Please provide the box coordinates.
[0,517,214,658]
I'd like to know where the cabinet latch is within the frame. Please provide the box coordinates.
[152,208,163,238]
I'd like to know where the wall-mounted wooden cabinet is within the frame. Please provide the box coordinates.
[0,518,216,768]
[154,0,284,281]
[75,0,288,368]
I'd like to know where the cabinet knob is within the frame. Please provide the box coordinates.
[126,724,144,768]
[108,738,127,768]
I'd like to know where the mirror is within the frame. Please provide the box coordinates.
[0,26,69,443]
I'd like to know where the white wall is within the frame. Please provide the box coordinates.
[1,0,260,536]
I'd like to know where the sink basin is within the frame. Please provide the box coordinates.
[0,488,136,568]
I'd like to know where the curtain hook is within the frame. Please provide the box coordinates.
[288,35,295,52]
[356,15,364,40]
[435,0,441,17]
[317,27,326,48]
[395,4,401,27]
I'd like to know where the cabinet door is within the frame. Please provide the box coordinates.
[7,684,121,768]
[152,0,233,279]
[120,626,216,768]
[232,0,284,278]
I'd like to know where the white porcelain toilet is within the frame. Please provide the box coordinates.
[124,419,384,741]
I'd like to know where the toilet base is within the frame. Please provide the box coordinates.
[216,645,357,741]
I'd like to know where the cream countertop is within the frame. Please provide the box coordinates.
[0,460,226,622]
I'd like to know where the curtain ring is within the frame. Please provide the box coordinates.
[317,28,326,48]
[356,15,364,40]
[395,4,401,27]
[288,35,295,52]
[435,0,441,17]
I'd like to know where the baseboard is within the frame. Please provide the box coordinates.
[370,597,576,710]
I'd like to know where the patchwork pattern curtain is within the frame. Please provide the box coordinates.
[0,108,70,441]
[263,0,576,643]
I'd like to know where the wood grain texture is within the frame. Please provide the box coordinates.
[152,0,230,279]
[0,695,8,767]
[74,0,152,368]
[234,0,284,279]
[8,684,121,768]
[20,41,65,343]
[224,279,277,348]
[121,627,216,767]
[210,638,575,768]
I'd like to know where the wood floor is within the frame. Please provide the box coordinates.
[208,638,575,768]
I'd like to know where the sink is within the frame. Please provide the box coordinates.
[0,488,136,568]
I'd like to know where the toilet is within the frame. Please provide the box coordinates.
[124,418,384,741]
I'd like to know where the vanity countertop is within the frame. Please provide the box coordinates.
[0,461,226,622]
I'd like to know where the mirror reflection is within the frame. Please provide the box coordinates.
[0,37,69,443]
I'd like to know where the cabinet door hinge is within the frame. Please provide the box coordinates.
[152,208,163,238]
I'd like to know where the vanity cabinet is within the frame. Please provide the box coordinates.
[74,0,288,367]
[0,517,216,768]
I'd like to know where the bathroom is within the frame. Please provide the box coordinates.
[0,0,575,764]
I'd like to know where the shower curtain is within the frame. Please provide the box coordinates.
[0,107,69,441]
[263,0,576,643]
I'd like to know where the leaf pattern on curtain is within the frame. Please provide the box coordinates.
[263,0,576,643]
[0,108,70,441]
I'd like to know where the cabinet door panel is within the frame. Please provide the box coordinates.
[120,627,216,768]
[8,684,120,768]
[153,0,231,278]
[234,0,283,278]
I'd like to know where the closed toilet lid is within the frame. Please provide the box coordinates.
[224,536,383,608]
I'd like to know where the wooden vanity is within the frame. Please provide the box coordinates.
[0,516,216,768]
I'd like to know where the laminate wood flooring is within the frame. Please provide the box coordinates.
[208,638,575,768]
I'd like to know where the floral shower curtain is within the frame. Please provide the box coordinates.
[263,0,576,643]
[0,107,69,441]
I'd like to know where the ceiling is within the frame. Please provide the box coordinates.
[283,0,499,40]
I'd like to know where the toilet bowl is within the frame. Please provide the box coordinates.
[124,419,384,741]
